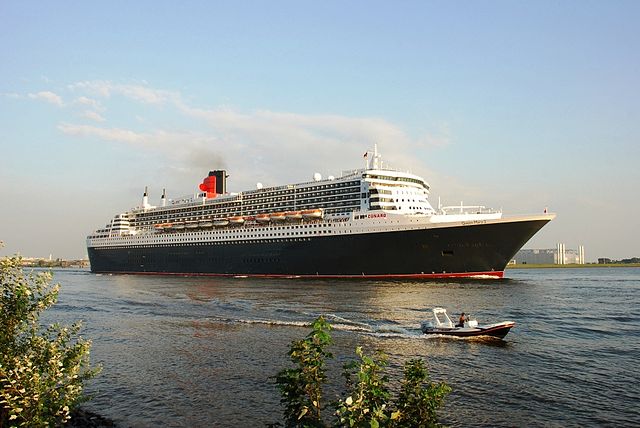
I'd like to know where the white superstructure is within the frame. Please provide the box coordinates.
[87,148,508,250]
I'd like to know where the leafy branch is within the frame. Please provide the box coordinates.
[274,317,451,428]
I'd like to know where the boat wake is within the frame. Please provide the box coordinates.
[203,313,423,339]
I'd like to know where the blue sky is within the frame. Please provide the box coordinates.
[1,1,639,260]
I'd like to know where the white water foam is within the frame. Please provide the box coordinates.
[203,314,425,339]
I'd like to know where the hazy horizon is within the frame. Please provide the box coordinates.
[1,1,639,261]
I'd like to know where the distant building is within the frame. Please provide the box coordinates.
[514,244,585,265]
[514,249,555,264]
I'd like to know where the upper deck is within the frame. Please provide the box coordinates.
[87,147,505,240]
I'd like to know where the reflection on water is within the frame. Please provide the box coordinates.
[44,268,640,427]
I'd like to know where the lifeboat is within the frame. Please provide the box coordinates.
[285,211,303,221]
[173,222,185,231]
[270,212,286,221]
[229,216,245,225]
[256,214,271,223]
[213,219,229,227]
[185,221,199,230]
[302,208,323,219]
[199,220,214,228]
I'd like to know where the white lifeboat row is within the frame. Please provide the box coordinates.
[153,209,323,232]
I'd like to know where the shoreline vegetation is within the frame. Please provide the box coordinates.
[507,263,640,269]
[15,258,89,268]
[0,256,101,427]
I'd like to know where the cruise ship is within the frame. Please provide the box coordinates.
[86,147,554,279]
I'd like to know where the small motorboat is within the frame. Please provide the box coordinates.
[421,307,515,339]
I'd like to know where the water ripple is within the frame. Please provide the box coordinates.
[47,267,640,427]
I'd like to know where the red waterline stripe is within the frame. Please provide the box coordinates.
[92,270,505,280]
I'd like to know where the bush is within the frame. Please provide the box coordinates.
[335,346,391,428]
[0,256,100,427]
[274,316,333,427]
[275,317,451,428]
[392,359,451,428]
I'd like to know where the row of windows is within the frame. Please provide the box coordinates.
[176,182,362,210]
[371,196,427,204]
[243,184,360,202]
[369,189,392,195]
[98,237,317,250]
[97,230,331,246]
[135,183,361,220]
[132,194,362,226]
[91,212,423,242]
[101,222,331,239]
[243,180,360,199]
[132,199,362,228]
[92,221,389,246]
[365,174,427,188]
[92,219,413,247]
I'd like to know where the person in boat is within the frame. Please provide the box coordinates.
[457,312,467,327]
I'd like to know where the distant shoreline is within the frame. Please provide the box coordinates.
[1,257,90,269]
[507,263,640,269]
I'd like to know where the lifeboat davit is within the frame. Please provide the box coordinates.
[302,209,323,219]
[285,211,303,221]
[270,212,286,221]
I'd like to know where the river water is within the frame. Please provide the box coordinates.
[44,268,639,427]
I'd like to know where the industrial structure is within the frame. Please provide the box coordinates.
[514,244,585,265]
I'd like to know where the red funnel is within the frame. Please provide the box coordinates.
[199,175,217,198]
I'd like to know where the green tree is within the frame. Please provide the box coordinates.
[335,347,391,428]
[275,316,333,427]
[0,256,100,427]
[391,359,451,428]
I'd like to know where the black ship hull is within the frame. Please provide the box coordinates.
[88,217,550,279]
